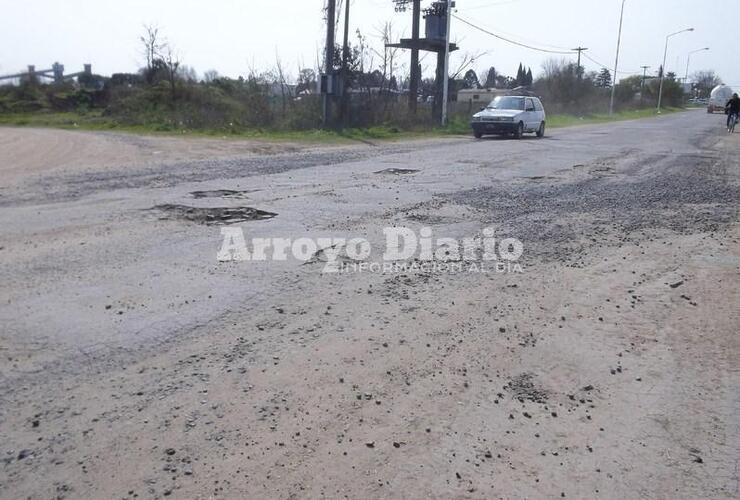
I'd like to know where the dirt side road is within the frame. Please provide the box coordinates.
[0,113,738,499]
[0,127,320,189]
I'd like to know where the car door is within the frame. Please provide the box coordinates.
[524,98,537,131]
[534,98,545,125]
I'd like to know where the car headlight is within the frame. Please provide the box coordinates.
[472,116,482,122]
[501,116,515,122]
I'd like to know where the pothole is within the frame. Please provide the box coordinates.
[190,189,255,199]
[151,204,277,225]
[405,213,449,225]
[506,373,549,403]
[518,175,558,182]
[374,168,420,175]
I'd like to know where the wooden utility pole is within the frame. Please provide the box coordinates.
[323,0,337,127]
[640,65,650,106]
[572,47,588,79]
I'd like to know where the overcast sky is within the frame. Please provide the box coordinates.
[1,0,737,87]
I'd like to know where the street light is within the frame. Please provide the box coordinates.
[685,47,710,83]
[657,27,694,113]
[609,0,627,117]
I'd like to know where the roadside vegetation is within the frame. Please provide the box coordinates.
[0,25,719,142]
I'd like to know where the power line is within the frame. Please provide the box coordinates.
[454,11,573,51]
[452,14,576,55]
[581,52,640,75]
[453,12,643,76]
[461,0,521,10]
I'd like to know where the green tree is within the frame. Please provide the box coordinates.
[484,66,497,88]
[595,68,612,88]
[613,75,641,105]
[463,69,480,89]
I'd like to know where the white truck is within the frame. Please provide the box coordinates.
[708,85,734,113]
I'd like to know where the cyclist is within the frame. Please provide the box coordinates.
[726,93,740,130]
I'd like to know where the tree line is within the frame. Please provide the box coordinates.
[0,23,724,131]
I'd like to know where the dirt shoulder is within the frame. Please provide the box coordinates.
[0,127,327,188]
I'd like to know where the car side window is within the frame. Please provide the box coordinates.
[525,98,535,111]
[534,100,543,112]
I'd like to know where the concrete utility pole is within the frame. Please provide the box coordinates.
[572,47,588,79]
[441,0,452,126]
[340,0,351,126]
[409,0,421,113]
[323,0,337,128]
[387,1,459,121]
[609,0,626,116]
[641,66,650,85]
[657,27,694,113]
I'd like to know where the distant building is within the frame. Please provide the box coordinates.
[264,83,297,98]
[457,86,535,104]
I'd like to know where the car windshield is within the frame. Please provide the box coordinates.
[487,96,525,111]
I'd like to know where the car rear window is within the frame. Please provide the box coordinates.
[488,96,525,111]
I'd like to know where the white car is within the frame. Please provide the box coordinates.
[471,96,547,139]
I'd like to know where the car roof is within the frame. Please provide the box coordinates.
[495,95,540,101]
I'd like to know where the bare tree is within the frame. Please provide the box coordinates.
[274,51,291,114]
[296,68,317,94]
[179,66,198,84]
[140,24,164,75]
[158,44,181,101]
[372,21,402,114]
[450,50,488,80]
[203,70,220,84]
[691,70,722,98]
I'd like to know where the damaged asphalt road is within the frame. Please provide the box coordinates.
[0,111,738,499]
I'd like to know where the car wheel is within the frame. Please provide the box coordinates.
[536,122,546,138]
[514,122,524,139]
[474,131,483,139]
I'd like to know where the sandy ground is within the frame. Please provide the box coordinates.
[0,113,738,499]
[0,127,316,188]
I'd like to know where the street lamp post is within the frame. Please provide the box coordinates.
[609,0,627,117]
[685,47,710,83]
[657,27,694,113]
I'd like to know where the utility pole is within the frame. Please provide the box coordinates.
[572,47,588,79]
[322,0,337,128]
[640,65,650,106]
[340,0,351,126]
[609,0,626,116]
[441,0,453,126]
[409,0,421,113]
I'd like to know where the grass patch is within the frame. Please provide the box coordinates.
[0,107,686,144]
[546,107,683,128]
